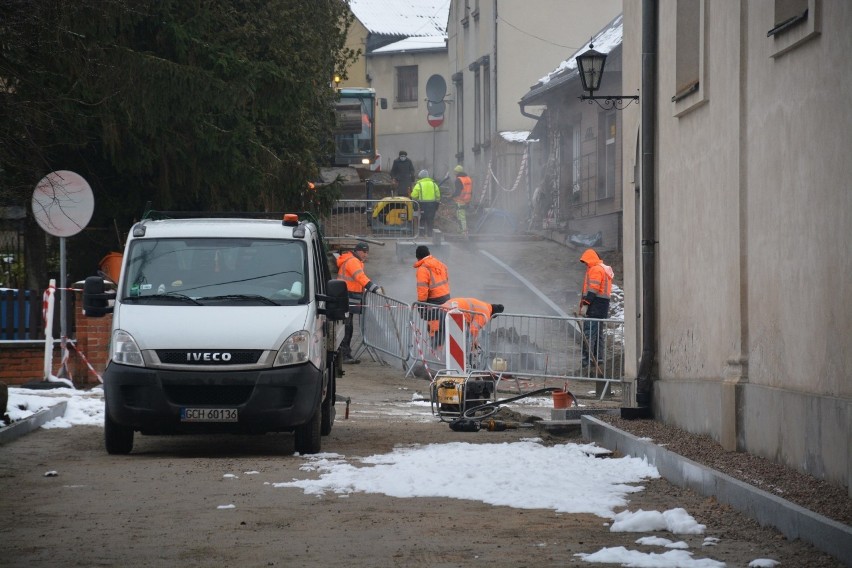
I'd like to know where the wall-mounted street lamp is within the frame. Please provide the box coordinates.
[576,43,639,110]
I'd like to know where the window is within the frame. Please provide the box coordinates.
[396,66,418,105]
[482,60,491,147]
[472,64,481,152]
[462,0,470,27]
[572,125,581,197]
[672,0,707,117]
[599,113,617,199]
[453,72,464,161]
[769,0,820,58]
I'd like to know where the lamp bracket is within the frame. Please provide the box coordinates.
[579,94,640,111]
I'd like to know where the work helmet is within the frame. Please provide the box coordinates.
[454,165,464,173]
[354,242,369,253]
[418,169,429,178]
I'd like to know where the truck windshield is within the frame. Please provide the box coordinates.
[123,238,307,305]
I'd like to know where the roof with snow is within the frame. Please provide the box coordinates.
[349,0,451,38]
[371,35,447,54]
[520,13,623,105]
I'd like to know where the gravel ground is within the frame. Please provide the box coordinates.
[594,413,852,527]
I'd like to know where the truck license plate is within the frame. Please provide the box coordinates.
[180,408,238,422]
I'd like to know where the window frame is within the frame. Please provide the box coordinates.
[672,0,708,118]
[395,65,419,107]
[769,0,820,58]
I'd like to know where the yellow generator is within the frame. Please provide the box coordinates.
[370,197,415,233]
[430,370,496,422]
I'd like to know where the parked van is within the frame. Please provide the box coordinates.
[83,213,348,455]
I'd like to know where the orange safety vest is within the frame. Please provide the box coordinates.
[442,297,492,339]
[337,252,370,294]
[414,256,451,302]
[454,175,472,205]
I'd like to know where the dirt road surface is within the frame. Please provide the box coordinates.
[0,238,842,567]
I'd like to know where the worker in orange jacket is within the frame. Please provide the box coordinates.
[413,245,451,347]
[576,248,614,370]
[337,242,383,363]
[436,298,504,348]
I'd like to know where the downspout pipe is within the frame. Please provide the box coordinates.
[636,0,657,409]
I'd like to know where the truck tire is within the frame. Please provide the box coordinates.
[104,403,133,455]
[294,400,321,455]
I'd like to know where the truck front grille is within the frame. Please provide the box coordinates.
[156,350,263,365]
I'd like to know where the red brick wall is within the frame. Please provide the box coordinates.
[0,290,112,387]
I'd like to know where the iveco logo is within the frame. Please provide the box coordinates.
[186,352,232,362]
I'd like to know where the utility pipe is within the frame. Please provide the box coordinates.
[636,0,658,407]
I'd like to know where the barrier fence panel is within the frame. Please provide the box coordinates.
[320,199,421,241]
[481,313,624,396]
[360,291,410,364]
[357,298,626,394]
[408,301,447,374]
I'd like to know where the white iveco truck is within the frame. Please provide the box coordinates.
[83,212,348,455]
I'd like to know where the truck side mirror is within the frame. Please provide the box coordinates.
[318,279,348,321]
[83,276,114,317]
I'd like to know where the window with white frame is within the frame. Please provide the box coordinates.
[396,65,418,105]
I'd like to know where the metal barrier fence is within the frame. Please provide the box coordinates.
[355,294,625,397]
[407,301,446,371]
[320,199,422,240]
[359,291,410,363]
[481,313,624,397]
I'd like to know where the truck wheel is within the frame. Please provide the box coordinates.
[294,400,321,455]
[104,404,133,455]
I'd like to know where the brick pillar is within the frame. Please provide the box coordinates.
[71,289,112,385]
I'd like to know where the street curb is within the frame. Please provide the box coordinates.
[581,415,852,566]
[0,401,68,446]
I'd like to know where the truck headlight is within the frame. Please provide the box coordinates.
[111,329,144,367]
[274,330,311,367]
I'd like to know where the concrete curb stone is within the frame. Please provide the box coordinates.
[0,401,68,446]
[581,414,852,566]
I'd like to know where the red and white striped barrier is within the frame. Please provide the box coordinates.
[444,304,467,373]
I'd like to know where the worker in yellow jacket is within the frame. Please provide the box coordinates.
[411,169,441,236]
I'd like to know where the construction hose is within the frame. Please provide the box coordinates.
[448,387,562,432]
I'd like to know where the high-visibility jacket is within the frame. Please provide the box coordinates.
[411,177,441,202]
[337,252,375,295]
[580,249,613,317]
[441,297,492,340]
[414,255,451,303]
[453,174,472,205]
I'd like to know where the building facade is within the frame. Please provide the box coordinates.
[446,0,621,234]
[621,0,851,493]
